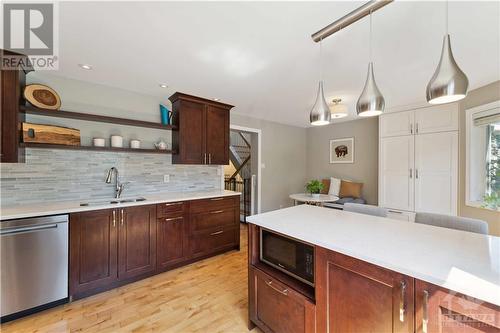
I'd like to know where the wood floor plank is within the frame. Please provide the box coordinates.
[1,224,261,333]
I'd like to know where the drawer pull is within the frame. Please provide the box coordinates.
[388,210,403,214]
[165,202,183,206]
[164,217,183,222]
[422,290,429,333]
[210,230,223,236]
[210,210,224,214]
[210,197,224,201]
[399,281,406,322]
[265,280,288,296]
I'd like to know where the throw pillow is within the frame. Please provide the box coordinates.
[320,179,330,194]
[328,177,341,196]
[339,180,363,199]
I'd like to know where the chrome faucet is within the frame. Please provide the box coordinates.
[105,167,128,198]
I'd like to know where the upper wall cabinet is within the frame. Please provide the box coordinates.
[169,93,233,165]
[1,51,30,163]
[380,104,458,138]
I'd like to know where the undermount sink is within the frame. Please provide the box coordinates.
[80,197,146,207]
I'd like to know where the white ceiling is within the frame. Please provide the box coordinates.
[50,1,500,127]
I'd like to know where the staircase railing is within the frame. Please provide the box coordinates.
[224,177,251,222]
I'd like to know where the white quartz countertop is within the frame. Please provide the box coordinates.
[0,190,240,221]
[247,205,500,307]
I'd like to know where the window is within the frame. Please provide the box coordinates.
[466,102,500,211]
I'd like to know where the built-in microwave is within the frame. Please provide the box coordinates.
[259,228,314,286]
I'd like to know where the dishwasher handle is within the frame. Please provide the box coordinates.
[0,224,58,236]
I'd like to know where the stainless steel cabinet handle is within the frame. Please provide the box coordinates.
[210,230,223,236]
[416,169,419,179]
[399,281,406,322]
[422,290,429,333]
[164,216,183,222]
[208,153,212,164]
[265,280,288,296]
[112,210,116,227]
[410,123,413,134]
[210,197,224,201]
[204,153,207,164]
[416,122,419,134]
[165,202,183,207]
[388,210,403,214]
[410,169,413,178]
[0,224,57,236]
[210,210,224,214]
[120,209,124,227]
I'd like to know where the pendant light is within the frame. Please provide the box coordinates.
[426,0,468,104]
[330,99,348,119]
[356,11,385,117]
[310,39,331,126]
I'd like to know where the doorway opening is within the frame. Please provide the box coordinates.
[225,125,261,222]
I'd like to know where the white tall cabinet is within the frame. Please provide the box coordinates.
[379,103,459,218]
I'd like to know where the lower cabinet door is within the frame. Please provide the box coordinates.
[190,227,238,258]
[118,205,156,280]
[415,280,500,333]
[315,247,414,333]
[157,214,188,270]
[69,209,119,296]
[249,267,316,333]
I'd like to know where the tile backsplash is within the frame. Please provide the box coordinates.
[0,148,222,206]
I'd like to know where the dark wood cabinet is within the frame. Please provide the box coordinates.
[118,205,156,280]
[315,247,414,333]
[69,209,119,296]
[249,267,316,333]
[70,205,157,298]
[157,201,189,271]
[70,195,240,299]
[189,196,240,259]
[1,51,28,163]
[169,92,232,165]
[415,280,500,333]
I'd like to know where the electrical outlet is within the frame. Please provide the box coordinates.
[163,174,170,183]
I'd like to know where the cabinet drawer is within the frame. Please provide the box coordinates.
[191,208,237,232]
[157,201,186,218]
[386,209,415,222]
[250,267,315,333]
[190,227,238,257]
[190,196,237,213]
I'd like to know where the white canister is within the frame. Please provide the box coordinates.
[110,135,123,148]
[93,138,105,147]
[130,140,141,149]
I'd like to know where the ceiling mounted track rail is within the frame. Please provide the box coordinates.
[311,0,393,42]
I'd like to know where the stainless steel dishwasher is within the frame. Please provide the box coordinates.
[1,215,68,321]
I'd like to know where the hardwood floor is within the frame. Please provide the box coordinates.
[2,224,261,333]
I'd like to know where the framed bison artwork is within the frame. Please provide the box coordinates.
[330,137,354,164]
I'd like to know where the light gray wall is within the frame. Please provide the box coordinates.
[459,80,500,236]
[306,118,379,205]
[231,114,308,212]
[25,72,172,149]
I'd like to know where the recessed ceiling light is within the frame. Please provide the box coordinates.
[159,83,168,88]
[213,98,220,101]
[78,64,92,70]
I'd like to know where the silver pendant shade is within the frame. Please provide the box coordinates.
[356,62,385,117]
[356,11,385,117]
[310,81,331,126]
[426,34,468,104]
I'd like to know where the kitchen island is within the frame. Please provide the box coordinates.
[247,205,500,333]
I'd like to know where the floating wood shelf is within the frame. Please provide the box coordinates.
[19,105,177,130]
[21,142,176,155]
